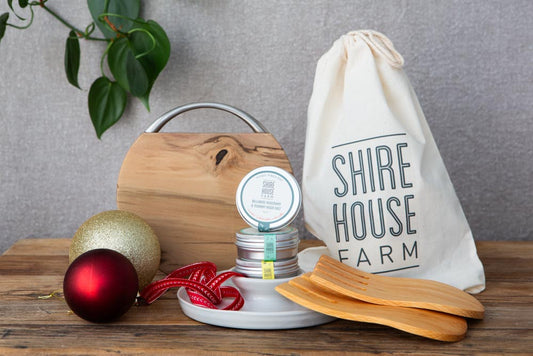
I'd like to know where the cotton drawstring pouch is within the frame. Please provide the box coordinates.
[301,30,485,293]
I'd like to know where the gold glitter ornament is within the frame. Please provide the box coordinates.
[69,210,161,290]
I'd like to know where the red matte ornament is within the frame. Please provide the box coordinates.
[63,249,139,323]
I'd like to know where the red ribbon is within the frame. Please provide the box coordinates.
[138,261,244,311]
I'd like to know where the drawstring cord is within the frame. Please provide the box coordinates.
[347,30,405,69]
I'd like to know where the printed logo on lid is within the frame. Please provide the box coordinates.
[236,166,301,232]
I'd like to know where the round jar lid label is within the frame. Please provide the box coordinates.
[236,166,301,231]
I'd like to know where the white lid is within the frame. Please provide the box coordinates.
[235,166,301,232]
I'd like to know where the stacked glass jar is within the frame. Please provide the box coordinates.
[234,166,302,279]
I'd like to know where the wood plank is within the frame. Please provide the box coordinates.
[0,290,528,330]
[475,240,532,259]
[0,279,529,330]
[3,238,70,256]
[3,238,526,258]
[2,238,322,256]
[481,257,533,281]
[0,323,531,355]
[0,300,197,326]
[5,239,533,281]
[0,255,68,275]
[0,275,64,301]
[0,238,531,354]
[3,238,527,260]
[477,281,533,304]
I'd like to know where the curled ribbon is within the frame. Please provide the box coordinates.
[138,261,244,311]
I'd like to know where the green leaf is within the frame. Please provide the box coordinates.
[88,76,127,139]
[87,0,139,39]
[7,0,24,20]
[64,30,81,89]
[107,37,149,97]
[0,13,8,43]
[125,50,149,96]
[18,0,28,8]
[106,19,170,110]
[107,38,130,89]
[128,20,170,110]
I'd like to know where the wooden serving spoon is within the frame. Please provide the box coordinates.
[311,255,484,319]
[275,273,467,342]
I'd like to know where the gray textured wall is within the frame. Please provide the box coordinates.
[1,0,531,253]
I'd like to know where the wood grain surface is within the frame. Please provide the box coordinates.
[276,273,468,342]
[310,255,485,319]
[117,132,293,273]
[0,238,532,355]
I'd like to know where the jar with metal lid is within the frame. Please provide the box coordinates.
[235,227,299,261]
[235,257,300,279]
[235,166,302,232]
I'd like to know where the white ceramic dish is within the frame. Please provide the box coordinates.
[297,245,331,272]
[177,271,335,329]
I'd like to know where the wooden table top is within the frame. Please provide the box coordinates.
[0,238,531,355]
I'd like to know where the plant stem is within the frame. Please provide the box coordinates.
[100,41,113,77]
[39,3,108,42]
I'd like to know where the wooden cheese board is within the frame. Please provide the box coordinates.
[117,103,293,273]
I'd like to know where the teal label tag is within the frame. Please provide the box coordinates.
[258,222,271,232]
[264,234,277,261]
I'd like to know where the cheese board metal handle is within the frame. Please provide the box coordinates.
[145,102,268,133]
